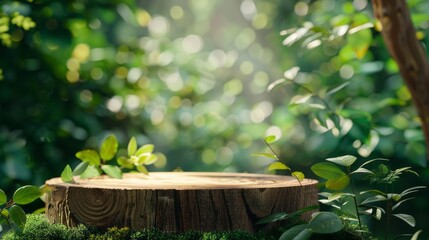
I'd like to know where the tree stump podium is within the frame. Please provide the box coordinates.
[45,172,318,232]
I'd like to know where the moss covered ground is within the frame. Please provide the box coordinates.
[0,214,369,240]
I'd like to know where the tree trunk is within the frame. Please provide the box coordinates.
[372,0,429,158]
[45,172,318,233]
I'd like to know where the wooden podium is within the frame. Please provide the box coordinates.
[45,172,318,232]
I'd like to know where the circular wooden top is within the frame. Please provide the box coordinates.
[45,172,317,190]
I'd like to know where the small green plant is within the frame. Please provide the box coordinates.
[0,186,42,231]
[256,205,319,226]
[256,136,426,239]
[311,155,378,231]
[313,155,425,239]
[254,135,305,183]
[61,134,159,183]
[257,206,345,239]
[279,212,343,240]
[256,136,345,239]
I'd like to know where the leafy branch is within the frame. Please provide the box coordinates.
[254,135,304,185]
[61,134,160,183]
[0,186,43,231]
[313,155,425,239]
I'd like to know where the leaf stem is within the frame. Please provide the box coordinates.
[385,183,390,240]
[349,174,362,230]
[264,140,280,161]
[0,203,13,229]
[292,82,334,112]
[264,140,302,187]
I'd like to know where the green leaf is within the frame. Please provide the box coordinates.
[377,164,389,175]
[61,165,75,183]
[101,165,122,179]
[143,154,158,165]
[308,212,343,234]
[72,162,89,176]
[400,186,426,198]
[404,169,420,177]
[360,207,384,219]
[0,189,6,205]
[311,26,330,35]
[267,78,287,92]
[391,166,419,177]
[311,162,346,180]
[137,165,148,175]
[348,22,373,34]
[264,135,277,143]
[374,207,383,220]
[39,185,51,195]
[257,212,288,224]
[388,193,401,201]
[253,152,278,159]
[360,195,387,205]
[318,192,331,198]
[80,165,101,179]
[411,230,423,240]
[358,158,389,169]
[319,199,337,205]
[293,205,320,215]
[326,175,350,191]
[9,205,26,229]
[257,205,319,225]
[326,155,357,167]
[308,103,325,110]
[279,224,309,240]
[117,156,134,169]
[350,167,373,175]
[301,32,323,49]
[99,134,118,161]
[1,209,9,218]
[360,189,386,196]
[292,171,305,181]
[347,27,372,59]
[393,214,415,227]
[127,137,137,157]
[328,192,355,201]
[392,197,415,211]
[267,162,290,171]
[283,27,310,46]
[283,66,300,80]
[326,82,350,96]
[290,94,312,105]
[130,155,140,165]
[136,154,150,165]
[135,144,154,156]
[313,111,328,128]
[13,185,41,205]
[76,150,100,166]
[292,228,312,240]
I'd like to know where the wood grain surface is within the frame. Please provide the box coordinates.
[45,172,318,232]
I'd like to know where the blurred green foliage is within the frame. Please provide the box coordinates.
[1,0,429,237]
[0,0,289,193]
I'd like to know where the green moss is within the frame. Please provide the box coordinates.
[1,214,276,240]
[1,214,373,240]
[1,214,88,240]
